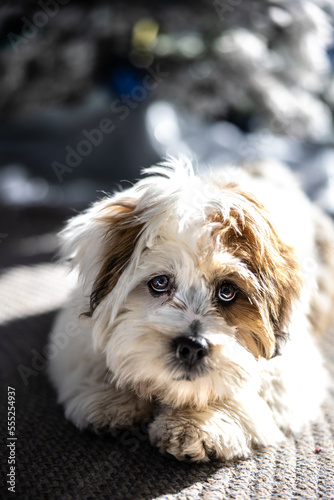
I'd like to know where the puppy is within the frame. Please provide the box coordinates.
[48,158,334,462]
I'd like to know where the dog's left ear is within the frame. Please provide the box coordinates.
[246,211,303,359]
[212,186,303,359]
[259,230,303,358]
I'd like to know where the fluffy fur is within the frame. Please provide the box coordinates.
[48,158,334,462]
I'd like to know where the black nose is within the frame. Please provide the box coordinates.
[174,336,209,366]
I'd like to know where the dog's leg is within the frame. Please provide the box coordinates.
[149,394,283,462]
[259,337,328,433]
[48,307,153,432]
[62,381,153,433]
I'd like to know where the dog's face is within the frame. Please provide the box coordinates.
[63,161,302,408]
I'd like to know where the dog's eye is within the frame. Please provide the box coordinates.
[217,282,237,303]
[148,275,170,293]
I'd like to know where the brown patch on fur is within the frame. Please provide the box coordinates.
[309,208,334,335]
[218,296,272,359]
[88,199,145,316]
[209,184,302,359]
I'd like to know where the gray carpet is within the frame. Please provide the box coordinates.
[1,207,334,499]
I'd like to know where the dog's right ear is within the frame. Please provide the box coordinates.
[59,195,145,316]
[89,199,147,316]
[59,160,189,343]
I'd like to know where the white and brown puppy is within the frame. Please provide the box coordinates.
[48,159,334,462]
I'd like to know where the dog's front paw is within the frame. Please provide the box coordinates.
[149,408,252,462]
[149,412,213,462]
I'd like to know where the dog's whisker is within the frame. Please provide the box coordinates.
[103,369,114,386]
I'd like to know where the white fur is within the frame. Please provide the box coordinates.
[48,158,331,462]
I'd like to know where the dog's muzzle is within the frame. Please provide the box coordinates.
[173,336,209,369]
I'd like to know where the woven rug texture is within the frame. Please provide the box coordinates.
[0,208,334,499]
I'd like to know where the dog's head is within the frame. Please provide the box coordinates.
[62,160,302,407]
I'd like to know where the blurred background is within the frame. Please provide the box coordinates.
[0,0,334,266]
[1,2,334,495]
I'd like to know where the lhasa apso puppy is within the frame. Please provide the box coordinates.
[48,159,334,461]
